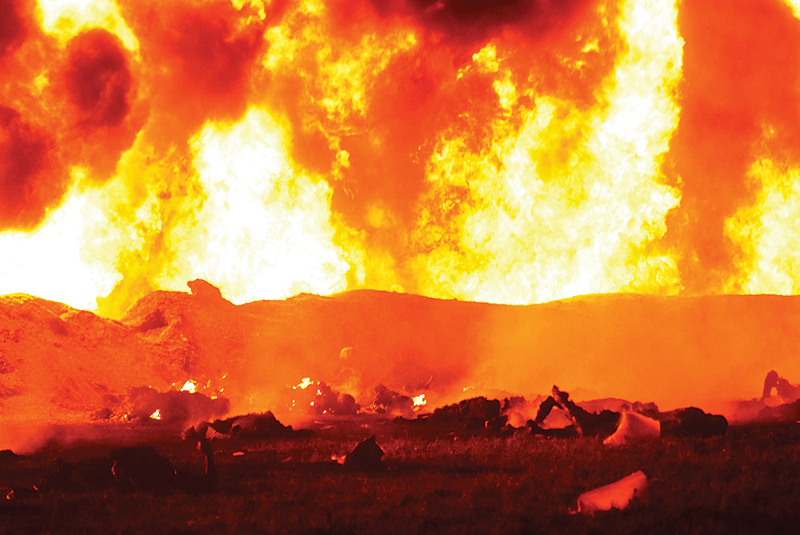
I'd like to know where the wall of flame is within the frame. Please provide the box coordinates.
[2,0,800,316]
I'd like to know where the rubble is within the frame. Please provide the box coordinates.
[394,396,523,436]
[125,386,230,427]
[207,412,313,440]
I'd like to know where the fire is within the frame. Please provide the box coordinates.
[0,180,121,309]
[414,0,683,303]
[180,380,197,393]
[149,409,161,420]
[2,0,800,315]
[726,157,800,294]
[413,394,427,408]
[156,108,351,303]
[294,378,313,390]
[37,0,138,49]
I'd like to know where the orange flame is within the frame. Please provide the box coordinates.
[2,0,800,314]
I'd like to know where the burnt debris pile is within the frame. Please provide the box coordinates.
[205,412,313,440]
[395,396,522,436]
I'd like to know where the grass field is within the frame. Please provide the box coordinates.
[1,421,799,534]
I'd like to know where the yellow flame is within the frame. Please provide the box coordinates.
[412,393,427,407]
[37,0,138,50]
[149,409,161,420]
[786,0,800,18]
[0,177,122,309]
[180,380,197,393]
[1,0,689,314]
[294,377,313,390]
[155,108,351,304]
[726,157,800,294]
[414,0,683,303]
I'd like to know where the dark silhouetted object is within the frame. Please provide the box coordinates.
[111,427,217,494]
[762,370,800,403]
[110,445,176,493]
[661,407,728,438]
[532,386,619,438]
[345,436,384,470]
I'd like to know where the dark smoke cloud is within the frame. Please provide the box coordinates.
[117,0,266,140]
[64,29,132,128]
[367,0,595,44]
[0,0,26,58]
[663,0,800,292]
[0,107,66,229]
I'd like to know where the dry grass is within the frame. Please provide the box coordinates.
[1,422,799,534]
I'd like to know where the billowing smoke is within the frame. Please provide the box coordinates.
[64,29,132,129]
[117,0,266,137]
[662,0,800,293]
[367,0,595,44]
[0,0,27,58]
[0,106,65,229]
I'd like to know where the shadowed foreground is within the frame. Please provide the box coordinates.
[1,422,799,534]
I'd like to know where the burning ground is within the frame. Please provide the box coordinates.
[2,285,800,531]
[2,284,800,451]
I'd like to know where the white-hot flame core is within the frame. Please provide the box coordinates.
[786,0,800,18]
[415,0,684,303]
[149,409,161,420]
[156,109,351,304]
[181,380,197,393]
[726,158,800,294]
[37,0,138,49]
[0,180,122,309]
[295,377,313,390]
[413,394,427,407]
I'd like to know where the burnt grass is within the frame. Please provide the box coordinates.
[1,421,799,535]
